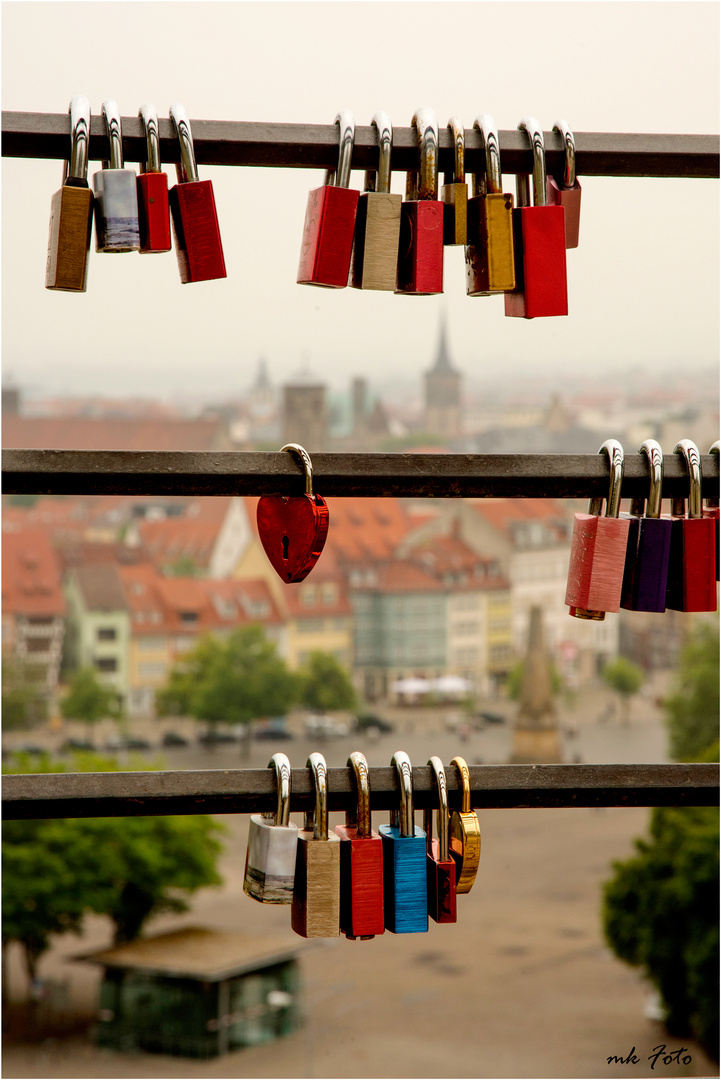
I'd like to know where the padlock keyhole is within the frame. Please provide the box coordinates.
[282,535,290,560]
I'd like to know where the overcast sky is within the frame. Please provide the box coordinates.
[2,1,719,405]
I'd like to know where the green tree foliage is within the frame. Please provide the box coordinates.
[603,803,719,1059]
[297,651,357,713]
[60,667,120,731]
[2,754,225,986]
[2,661,48,731]
[602,656,645,722]
[156,625,298,730]
[664,624,720,762]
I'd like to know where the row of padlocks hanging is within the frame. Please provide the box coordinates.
[566,439,719,618]
[46,98,227,291]
[298,108,578,315]
[243,752,481,939]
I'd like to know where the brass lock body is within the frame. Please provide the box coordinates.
[448,756,481,894]
[46,96,94,292]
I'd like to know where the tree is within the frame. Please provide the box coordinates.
[664,624,720,762]
[2,753,225,989]
[157,626,298,732]
[602,656,644,724]
[60,667,120,735]
[297,651,357,713]
[2,660,48,731]
[603,800,719,1060]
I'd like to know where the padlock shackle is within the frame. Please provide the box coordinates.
[305,752,329,840]
[639,439,664,519]
[553,120,577,188]
[370,111,393,195]
[424,756,450,862]
[170,103,199,184]
[389,751,415,837]
[444,117,465,185]
[451,755,472,814]
[411,108,439,201]
[588,439,624,518]
[264,752,292,827]
[707,441,720,509]
[674,440,703,519]
[66,96,91,183]
[517,117,547,208]
[138,103,162,174]
[472,114,502,197]
[101,99,124,171]
[280,443,314,496]
[333,110,355,190]
[345,752,372,838]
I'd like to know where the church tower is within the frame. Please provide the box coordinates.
[424,314,462,440]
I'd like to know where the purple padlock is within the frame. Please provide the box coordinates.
[621,440,672,612]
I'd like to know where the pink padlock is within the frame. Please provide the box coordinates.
[546,120,581,249]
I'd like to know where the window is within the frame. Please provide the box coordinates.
[95,657,117,673]
[298,618,325,634]
[139,636,166,651]
[27,616,54,627]
[97,626,117,641]
[180,611,198,624]
[301,586,316,607]
[139,662,167,680]
[25,638,50,653]
[321,584,337,606]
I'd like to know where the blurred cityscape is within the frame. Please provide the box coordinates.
[3,315,718,729]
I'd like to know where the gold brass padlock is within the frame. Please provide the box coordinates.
[350,111,403,291]
[465,113,516,295]
[441,116,468,245]
[448,755,481,894]
[290,753,340,938]
[46,96,94,292]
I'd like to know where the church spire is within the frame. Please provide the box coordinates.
[430,311,454,373]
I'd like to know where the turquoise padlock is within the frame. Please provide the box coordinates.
[379,751,428,934]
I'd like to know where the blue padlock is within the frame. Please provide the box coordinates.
[379,751,428,934]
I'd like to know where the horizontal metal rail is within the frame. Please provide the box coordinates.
[2,764,717,820]
[3,113,719,178]
[3,450,719,500]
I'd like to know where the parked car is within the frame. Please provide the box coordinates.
[473,710,507,728]
[253,719,294,741]
[59,738,96,753]
[104,734,153,751]
[353,713,394,735]
[304,714,351,739]
[198,729,238,746]
[7,743,46,756]
[161,731,189,748]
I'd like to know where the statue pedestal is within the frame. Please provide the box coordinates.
[510,726,564,764]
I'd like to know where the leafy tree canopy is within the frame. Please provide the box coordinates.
[2,661,49,731]
[60,667,120,726]
[156,625,298,727]
[297,651,357,713]
[602,657,645,698]
[664,624,720,762]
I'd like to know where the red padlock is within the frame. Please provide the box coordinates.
[665,440,717,612]
[703,440,720,581]
[505,117,568,319]
[297,111,359,288]
[566,440,630,620]
[425,756,457,925]
[546,120,581,249]
[168,103,226,283]
[335,752,385,940]
[257,444,329,584]
[395,108,444,295]
[136,104,171,254]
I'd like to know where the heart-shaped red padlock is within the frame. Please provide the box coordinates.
[257,444,329,583]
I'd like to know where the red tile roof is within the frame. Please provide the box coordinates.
[323,497,414,562]
[2,416,228,452]
[2,529,66,617]
[352,560,446,594]
[470,498,569,542]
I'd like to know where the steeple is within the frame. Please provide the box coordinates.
[431,311,454,373]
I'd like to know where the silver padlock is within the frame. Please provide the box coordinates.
[93,99,140,252]
[243,754,299,904]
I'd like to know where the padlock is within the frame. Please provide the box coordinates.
[621,440,673,612]
[703,441,720,582]
[297,111,359,288]
[566,440,631,620]
[46,96,94,292]
[350,112,403,291]
[665,440,717,613]
[335,752,385,939]
[395,108,444,296]
[546,120,581,248]
[425,756,457,924]
[243,753,298,904]
[92,99,141,252]
[168,103,227,283]
[465,113,515,296]
[504,117,568,319]
[291,753,340,938]
[137,103,171,254]
[441,117,468,245]
[448,756,481,895]
[257,443,329,583]
[379,751,428,934]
